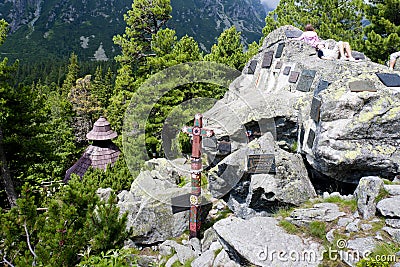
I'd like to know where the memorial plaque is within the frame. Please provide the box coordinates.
[248,60,258,74]
[289,71,300,83]
[285,29,303,38]
[376,73,400,87]
[217,141,231,155]
[349,80,377,92]
[247,154,276,174]
[275,61,283,69]
[296,70,316,92]
[310,97,322,122]
[351,51,365,60]
[283,66,291,75]
[262,51,274,68]
[314,80,330,96]
[275,42,285,58]
[307,129,316,148]
[171,193,207,214]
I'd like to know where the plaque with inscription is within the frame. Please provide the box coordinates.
[248,60,258,74]
[289,71,300,83]
[217,141,231,155]
[349,80,377,92]
[351,51,365,60]
[314,80,330,96]
[307,129,316,148]
[262,51,274,68]
[247,154,276,174]
[171,193,207,214]
[283,66,291,75]
[296,70,316,92]
[203,137,217,149]
[285,29,303,38]
[310,97,322,122]
[275,42,285,58]
[275,61,283,69]
[376,73,400,87]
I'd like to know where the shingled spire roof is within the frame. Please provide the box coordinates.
[64,116,120,183]
[86,116,118,140]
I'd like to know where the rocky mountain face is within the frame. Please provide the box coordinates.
[0,0,268,62]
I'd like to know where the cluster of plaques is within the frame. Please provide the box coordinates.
[247,154,276,174]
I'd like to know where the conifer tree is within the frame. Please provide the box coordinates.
[263,0,365,49]
[61,53,80,96]
[362,0,400,63]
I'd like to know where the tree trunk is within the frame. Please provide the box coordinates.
[0,126,17,207]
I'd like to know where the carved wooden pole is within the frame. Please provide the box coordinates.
[182,114,214,238]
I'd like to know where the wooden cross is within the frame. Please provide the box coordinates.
[176,113,214,239]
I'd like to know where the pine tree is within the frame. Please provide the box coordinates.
[263,0,365,49]
[362,0,400,63]
[61,53,80,96]
[204,26,247,70]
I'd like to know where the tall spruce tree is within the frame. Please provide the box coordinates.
[362,0,400,63]
[263,0,365,49]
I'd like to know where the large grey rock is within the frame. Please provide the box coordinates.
[386,219,400,228]
[117,170,189,244]
[384,184,400,196]
[383,227,400,243]
[288,203,346,226]
[354,176,384,219]
[204,25,400,185]
[213,216,323,267]
[377,196,400,218]
[209,134,316,218]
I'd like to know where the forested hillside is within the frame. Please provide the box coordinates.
[0,0,399,265]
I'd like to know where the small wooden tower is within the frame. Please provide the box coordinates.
[64,116,121,183]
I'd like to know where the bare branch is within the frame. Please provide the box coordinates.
[23,220,37,265]
[2,257,15,267]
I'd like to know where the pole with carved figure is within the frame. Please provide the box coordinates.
[181,114,214,238]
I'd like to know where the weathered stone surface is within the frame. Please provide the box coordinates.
[96,188,113,202]
[209,134,315,218]
[354,176,384,219]
[213,216,323,267]
[288,203,346,226]
[386,219,400,228]
[191,249,216,267]
[117,170,189,244]
[384,185,400,196]
[383,227,400,242]
[213,249,241,267]
[377,196,400,218]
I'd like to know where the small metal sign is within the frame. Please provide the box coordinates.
[289,71,300,83]
[171,193,208,214]
[247,154,276,174]
[307,129,316,148]
[296,70,317,92]
[217,141,231,155]
[275,61,283,69]
[275,42,285,58]
[310,97,322,122]
[248,60,258,74]
[349,80,377,92]
[314,79,330,96]
[376,73,400,87]
[285,29,303,38]
[262,51,274,68]
[283,66,291,75]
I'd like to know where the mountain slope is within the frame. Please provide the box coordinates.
[0,0,268,63]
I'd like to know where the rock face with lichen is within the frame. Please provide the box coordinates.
[204,25,400,187]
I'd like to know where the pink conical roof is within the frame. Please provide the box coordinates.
[86,116,117,140]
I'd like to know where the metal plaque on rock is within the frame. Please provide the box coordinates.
[285,29,303,38]
[283,66,291,75]
[307,129,316,148]
[310,97,322,122]
[349,80,377,92]
[314,80,330,96]
[247,154,276,174]
[275,61,283,69]
[289,71,300,83]
[376,73,400,87]
[203,137,217,149]
[171,193,207,214]
[275,42,285,58]
[262,51,274,68]
[296,70,317,92]
[248,60,258,74]
[217,141,231,155]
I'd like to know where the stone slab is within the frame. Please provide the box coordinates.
[349,80,377,92]
[314,79,330,96]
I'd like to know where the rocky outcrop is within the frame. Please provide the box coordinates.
[208,133,316,218]
[354,176,384,219]
[204,25,400,185]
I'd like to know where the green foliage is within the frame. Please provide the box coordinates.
[204,26,246,70]
[361,0,400,63]
[78,248,138,267]
[279,220,300,234]
[356,242,399,267]
[263,0,365,49]
[309,221,327,240]
[0,177,129,266]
